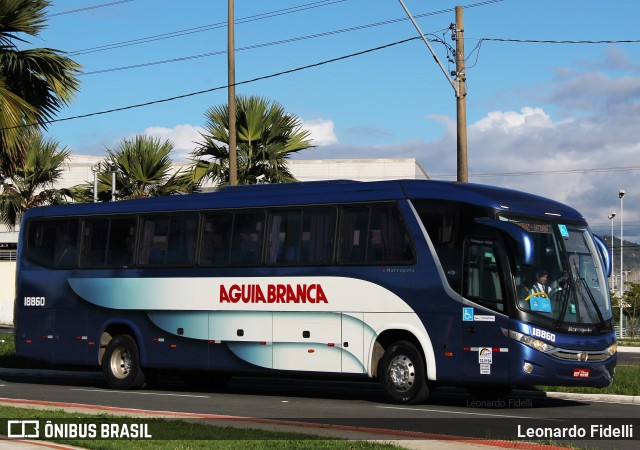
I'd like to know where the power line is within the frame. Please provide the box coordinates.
[68,0,502,57]
[74,1,502,76]
[432,165,640,179]
[49,0,134,17]
[67,0,346,56]
[480,37,640,45]
[1,36,421,129]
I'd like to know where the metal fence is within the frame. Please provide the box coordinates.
[0,250,16,262]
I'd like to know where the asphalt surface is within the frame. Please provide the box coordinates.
[0,326,638,450]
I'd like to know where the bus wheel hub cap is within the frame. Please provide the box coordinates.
[389,354,415,391]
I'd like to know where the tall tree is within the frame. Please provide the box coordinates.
[192,95,314,187]
[0,133,71,227]
[77,135,193,202]
[623,282,640,338]
[0,0,81,174]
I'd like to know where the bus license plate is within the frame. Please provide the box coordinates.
[573,368,590,378]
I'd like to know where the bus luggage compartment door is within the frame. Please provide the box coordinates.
[273,312,341,372]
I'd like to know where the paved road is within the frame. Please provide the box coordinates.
[0,367,638,450]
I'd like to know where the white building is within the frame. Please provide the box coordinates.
[0,156,428,324]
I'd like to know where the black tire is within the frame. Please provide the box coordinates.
[379,341,429,404]
[102,334,146,390]
[468,385,512,400]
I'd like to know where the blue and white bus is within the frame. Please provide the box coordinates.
[14,180,616,404]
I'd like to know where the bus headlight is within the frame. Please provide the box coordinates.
[606,343,617,356]
[508,330,556,353]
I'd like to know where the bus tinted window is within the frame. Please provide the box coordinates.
[81,217,136,267]
[139,214,198,266]
[230,212,265,266]
[300,207,336,264]
[265,207,337,266]
[463,239,505,312]
[338,204,414,264]
[27,219,79,268]
[200,213,233,266]
[266,210,302,264]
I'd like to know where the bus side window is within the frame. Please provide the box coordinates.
[81,219,109,266]
[200,213,233,266]
[139,216,169,265]
[80,218,136,267]
[230,211,265,266]
[26,219,79,268]
[338,204,414,265]
[266,210,302,265]
[106,218,136,266]
[462,240,505,312]
[368,205,414,263]
[300,207,336,264]
[338,207,369,264]
[139,214,198,266]
[166,214,198,265]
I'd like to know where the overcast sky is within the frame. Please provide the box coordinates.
[29,0,640,241]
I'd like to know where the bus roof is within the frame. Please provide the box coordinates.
[22,179,585,223]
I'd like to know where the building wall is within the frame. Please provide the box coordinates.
[0,261,16,325]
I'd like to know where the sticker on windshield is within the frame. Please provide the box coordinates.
[558,224,569,237]
[530,296,552,313]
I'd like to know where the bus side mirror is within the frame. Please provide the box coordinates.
[592,234,611,278]
[474,218,534,266]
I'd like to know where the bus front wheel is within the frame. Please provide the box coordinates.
[379,341,429,404]
[102,335,146,390]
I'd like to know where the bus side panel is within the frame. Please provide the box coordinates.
[14,307,55,363]
[419,311,462,384]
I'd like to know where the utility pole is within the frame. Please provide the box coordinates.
[228,0,238,185]
[454,6,468,182]
[397,2,468,182]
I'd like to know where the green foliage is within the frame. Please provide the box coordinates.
[192,95,315,187]
[0,0,81,175]
[622,282,640,337]
[73,135,194,201]
[0,133,72,227]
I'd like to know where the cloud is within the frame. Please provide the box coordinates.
[300,64,640,240]
[301,118,338,146]
[143,124,205,161]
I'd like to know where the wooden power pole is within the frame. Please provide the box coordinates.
[228,0,238,185]
[398,2,469,182]
[455,5,468,182]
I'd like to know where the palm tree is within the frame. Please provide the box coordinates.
[80,135,193,201]
[192,95,314,187]
[0,0,82,175]
[0,133,72,227]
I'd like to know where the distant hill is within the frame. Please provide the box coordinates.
[600,236,640,272]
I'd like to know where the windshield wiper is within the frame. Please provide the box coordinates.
[578,277,606,328]
[554,274,573,330]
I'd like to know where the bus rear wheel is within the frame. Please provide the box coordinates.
[102,335,146,390]
[379,341,429,404]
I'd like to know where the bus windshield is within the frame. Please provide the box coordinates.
[504,218,613,331]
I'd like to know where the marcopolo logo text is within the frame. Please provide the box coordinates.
[219,284,328,304]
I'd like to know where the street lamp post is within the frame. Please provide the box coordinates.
[608,212,616,290]
[111,164,118,202]
[619,189,625,337]
[91,163,100,203]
